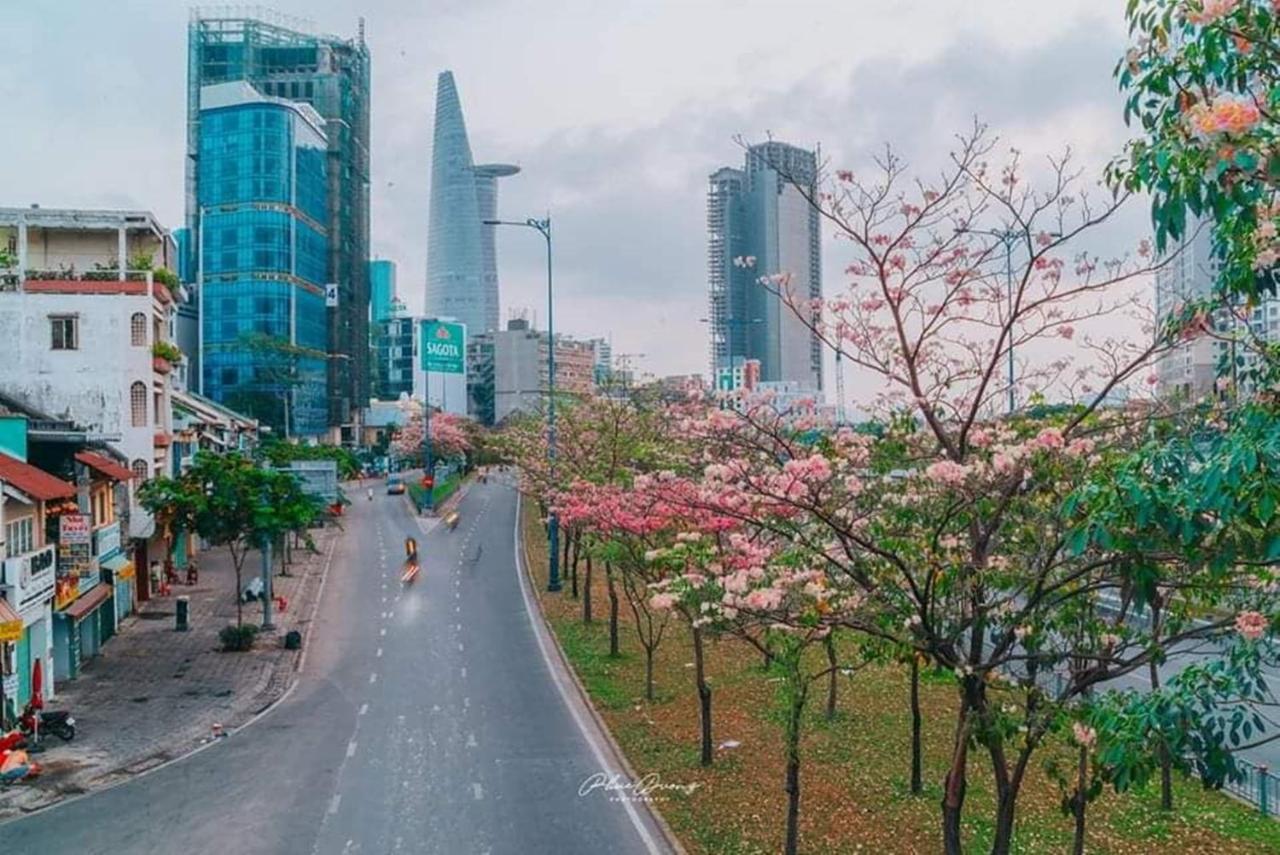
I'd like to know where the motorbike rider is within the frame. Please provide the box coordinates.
[402,536,420,583]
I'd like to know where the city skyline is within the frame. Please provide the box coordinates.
[0,0,1147,398]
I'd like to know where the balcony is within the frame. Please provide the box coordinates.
[6,269,179,304]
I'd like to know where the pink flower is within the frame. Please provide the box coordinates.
[926,459,969,487]
[1065,438,1095,457]
[1146,374,1160,386]
[1036,231,1054,247]
[970,428,993,448]
[992,453,1018,475]
[1056,324,1075,340]
[1034,427,1065,451]
[1186,0,1238,26]
[1235,610,1268,641]
[1072,721,1098,749]
[650,593,678,611]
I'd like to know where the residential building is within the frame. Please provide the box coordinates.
[0,207,181,606]
[706,141,823,392]
[188,12,372,437]
[588,337,613,385]
[1155,223,1219,398]
[373,314,416,401]
[425,71,519,337]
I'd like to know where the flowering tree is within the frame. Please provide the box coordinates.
[668,126,1280,855]
[391,399,473,462]
[1115,0,1280,301]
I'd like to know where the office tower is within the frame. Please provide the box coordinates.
[425,71,519,337]
[706,142,823,391]
[187,11,371,437]
[370,259,397,324]
[195,82,329,437]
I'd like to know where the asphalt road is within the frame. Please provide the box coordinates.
[2,477,665,855]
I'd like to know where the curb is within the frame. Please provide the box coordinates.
[0,526,341,827]
[515,493,687,855]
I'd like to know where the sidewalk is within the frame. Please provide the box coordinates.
[0,523,340,820]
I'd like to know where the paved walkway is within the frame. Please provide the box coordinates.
[0,523,341,819]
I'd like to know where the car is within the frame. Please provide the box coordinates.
[386,476,405,495]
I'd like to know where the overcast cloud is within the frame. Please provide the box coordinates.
[0,0,1146,403]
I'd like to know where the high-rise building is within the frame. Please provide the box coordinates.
[187,12,371,437]
[425,71,519,337]
[1155,223,1218,399]
[194,81,330,437]
[707,142,823,391]
[372,315,415,401]
[369,259,397,324]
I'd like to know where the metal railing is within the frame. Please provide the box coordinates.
[1223,757,1279,816]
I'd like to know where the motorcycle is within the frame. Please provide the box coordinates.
[19,701,76,743]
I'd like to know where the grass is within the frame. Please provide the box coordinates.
[407,473,462,511]
[520,501,1280,854]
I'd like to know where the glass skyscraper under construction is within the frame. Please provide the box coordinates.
[187,11,371,437]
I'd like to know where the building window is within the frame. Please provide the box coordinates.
[5,516,34,558]
[131,312,148,346]
[131,459,148,481]
[50,315,78,350]
[130,381,148,427]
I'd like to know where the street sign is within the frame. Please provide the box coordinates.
[419,320,465,374]
[325,283,339,307]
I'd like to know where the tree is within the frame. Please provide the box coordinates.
[139,451,320,628]
[1114,0,1280,302]
[390,399,474,464]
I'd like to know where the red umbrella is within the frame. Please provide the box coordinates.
[30,658,43,710]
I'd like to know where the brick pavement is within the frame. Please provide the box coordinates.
[0,522,341,819]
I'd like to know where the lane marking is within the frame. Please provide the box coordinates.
[369,672,378,684]
[458,642,464,652]
[328,794,342,814]
[359,703,368,716]
[346,740,358,758]
[467,732,477,748]
[376,647,383,658]
[460,666,467,679]
[472,783,484,800]
[380,627,387,637]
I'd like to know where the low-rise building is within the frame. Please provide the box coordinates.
[466,319,602,425]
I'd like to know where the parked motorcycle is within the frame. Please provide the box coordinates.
[19,702,76,742]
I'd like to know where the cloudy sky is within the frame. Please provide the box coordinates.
[1,0,1146,402]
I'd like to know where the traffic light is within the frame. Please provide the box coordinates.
[421,475,435,490]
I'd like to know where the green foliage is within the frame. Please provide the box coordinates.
[257,438,361,480]
[152,340,183,364]
[218,623,259,652]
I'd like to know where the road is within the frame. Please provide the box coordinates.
[2,477,666,854]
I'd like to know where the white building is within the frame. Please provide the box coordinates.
[0,207,183,555]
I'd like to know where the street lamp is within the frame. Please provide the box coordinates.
[955,227,1060,413]
[484,216,561,593]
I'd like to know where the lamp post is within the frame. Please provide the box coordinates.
[484,216,560,592]
[955,227,1059,413]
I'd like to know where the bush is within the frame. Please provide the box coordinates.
[219,623,259,652]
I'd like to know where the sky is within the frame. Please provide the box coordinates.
[0,0,1148,404]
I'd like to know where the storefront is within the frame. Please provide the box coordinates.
[52,511,113,680]
[93,520,132,630]
[0,597,21,725]
[0,543,56,719]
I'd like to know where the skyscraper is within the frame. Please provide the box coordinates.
[707,142,823,391]
[425,71,519,337]
[187,11,371,436]
[369,259,397,324]
[195,82,330,437]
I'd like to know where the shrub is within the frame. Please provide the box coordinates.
[219,623,259,652]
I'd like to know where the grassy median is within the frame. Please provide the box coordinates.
[520,500,1280,854]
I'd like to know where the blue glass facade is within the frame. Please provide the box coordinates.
[369,260,396,323]
[198,94,329,437]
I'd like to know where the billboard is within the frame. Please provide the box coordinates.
[419,320,465,374]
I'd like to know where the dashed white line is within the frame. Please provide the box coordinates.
[359,703,368,716]
[346,740,358,758]
[467,732,477,748]
[458,642,464,652]
[472,782,484,800]
[328,794,342,814]
[376,647,383,658]
[460,666,467,679]
[380,627,387,637]
[369,672,378,684]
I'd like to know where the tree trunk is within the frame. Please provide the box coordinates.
[1148,659,1173,809]
[568,529,579,599]
[783,684,807,855]
[232,551,244,627]
[1071,745,1088,855]
[606,561,620,657]
[644,646,655,701]
[942,704,971,855]
[582,551,593,624]
[824,634,838,721]
[693,625,713,766]
[564,533,574,597]
[910,656,923,795]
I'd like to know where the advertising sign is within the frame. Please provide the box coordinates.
[4,544,56,611]
[94,521,121,560]
[419,320,465,374]
[58,513,96,588]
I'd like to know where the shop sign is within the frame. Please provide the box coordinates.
[3,544,56,610]
[54,575,80,611]
[58,514,97,590]
[94,522,121,561]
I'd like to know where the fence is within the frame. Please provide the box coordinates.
[1223,757,1279,816]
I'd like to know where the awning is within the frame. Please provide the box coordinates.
[0,598,22,643]
[102,554,135,581]
[75,450,134,482]
[0,454,76,502]
[61,584,111,622]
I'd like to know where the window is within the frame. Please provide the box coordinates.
[5,516,34,558]
[130,381,148,427]
[131,459,148,481]
[50,315,78,350]
[130,312,147,346]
